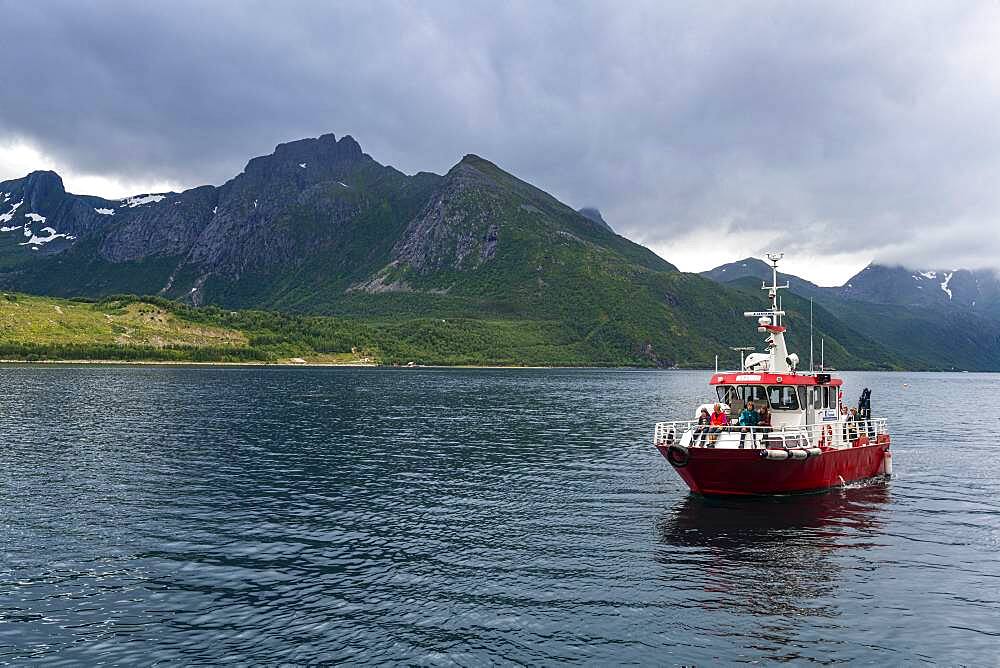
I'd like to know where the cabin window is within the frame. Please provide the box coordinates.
[813,388,822,409]
[716,385,739,406]
[797,387,807,409]
[767,385,799,410]
[739,385,769,405]
[716,385,769,406]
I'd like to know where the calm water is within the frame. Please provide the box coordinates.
[1,367,997,664]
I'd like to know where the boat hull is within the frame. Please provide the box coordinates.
[656,436,890,496]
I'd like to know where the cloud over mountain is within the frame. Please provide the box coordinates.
[2,1,999,281]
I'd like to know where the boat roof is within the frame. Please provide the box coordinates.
[710,372,843,387]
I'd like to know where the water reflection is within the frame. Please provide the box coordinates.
[657,485,890,618]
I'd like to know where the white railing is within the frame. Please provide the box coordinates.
[653,418,888,450]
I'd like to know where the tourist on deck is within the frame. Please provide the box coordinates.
[756,404,772,428]
[847,407,860,441]
[710,403,728,426]
[698,407,711,425]
[738,400,760,448]
[738,400,760,427]
[707,403,728,445]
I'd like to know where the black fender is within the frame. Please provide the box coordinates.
[666,444,690,468]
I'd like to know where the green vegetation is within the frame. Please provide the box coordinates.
[0,288,913,368]
[0,292,666,365]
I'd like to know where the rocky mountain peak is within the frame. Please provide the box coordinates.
[243,133,367,178]
[23,170,65,196]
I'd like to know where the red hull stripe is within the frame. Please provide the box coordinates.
[709,372,843,387]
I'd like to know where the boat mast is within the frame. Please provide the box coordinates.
[761,253,791,372]
[765,252,788,321]
[741,253,793,372]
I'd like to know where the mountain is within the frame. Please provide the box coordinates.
[2,132,994,369]
[702,258,1000,370]
[841,264,1000,318]
[0,134,754,367]
[700,257,830,301]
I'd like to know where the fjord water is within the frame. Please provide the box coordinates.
[1,367,997,664]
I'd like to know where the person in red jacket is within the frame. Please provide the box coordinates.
[710,403,729,426]
[706,403,728,446]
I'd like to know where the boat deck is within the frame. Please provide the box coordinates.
[654,418,889,450]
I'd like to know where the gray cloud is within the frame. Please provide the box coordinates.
[2,1,998,281]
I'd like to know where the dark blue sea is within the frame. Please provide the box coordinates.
[1,367,997,664]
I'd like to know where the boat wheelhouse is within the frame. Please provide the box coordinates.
[653,253,891,496]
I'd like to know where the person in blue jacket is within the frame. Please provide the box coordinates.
[739,400,761,427]
[738,399,760,448]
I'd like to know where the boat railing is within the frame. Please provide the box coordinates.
[653,417,889,449]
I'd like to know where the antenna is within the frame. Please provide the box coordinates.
[809,298,814,372]
[821,338,825,372]
[762,252,790,325]
[731,346,755,370]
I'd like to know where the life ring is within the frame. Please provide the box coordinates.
[666,444,690,468]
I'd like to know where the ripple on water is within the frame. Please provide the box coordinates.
[0,367,998,664]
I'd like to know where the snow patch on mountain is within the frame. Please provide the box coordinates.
[20,226,75,246]
[940,271,954,299]
[0,200,24,225]
[24,213,46,224]
[95,208,115,215]
[121,194,166,208]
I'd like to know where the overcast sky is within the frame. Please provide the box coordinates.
[2,1,999,285]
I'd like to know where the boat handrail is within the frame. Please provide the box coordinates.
[653,417,888,448]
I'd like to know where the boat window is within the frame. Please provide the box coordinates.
[716,385,739,405]
[738,385,769,405]
[767,385,799,410]
[813,388,822,409]
[821,386,837,409]
[797,387,807,409]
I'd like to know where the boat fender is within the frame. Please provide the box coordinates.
[789,448,808,460]
[759,449,790,461]
[880,449,893,477]
[666,444,690,468]
[805,447,823,457]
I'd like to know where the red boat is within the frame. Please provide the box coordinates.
[654,253,892,496]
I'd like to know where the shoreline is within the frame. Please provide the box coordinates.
[0,358,633,370]
[0,358,378,368]
[0,358,987,372]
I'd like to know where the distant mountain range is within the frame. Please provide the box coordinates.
[1,133,997,369]
[701,258,1000,370]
